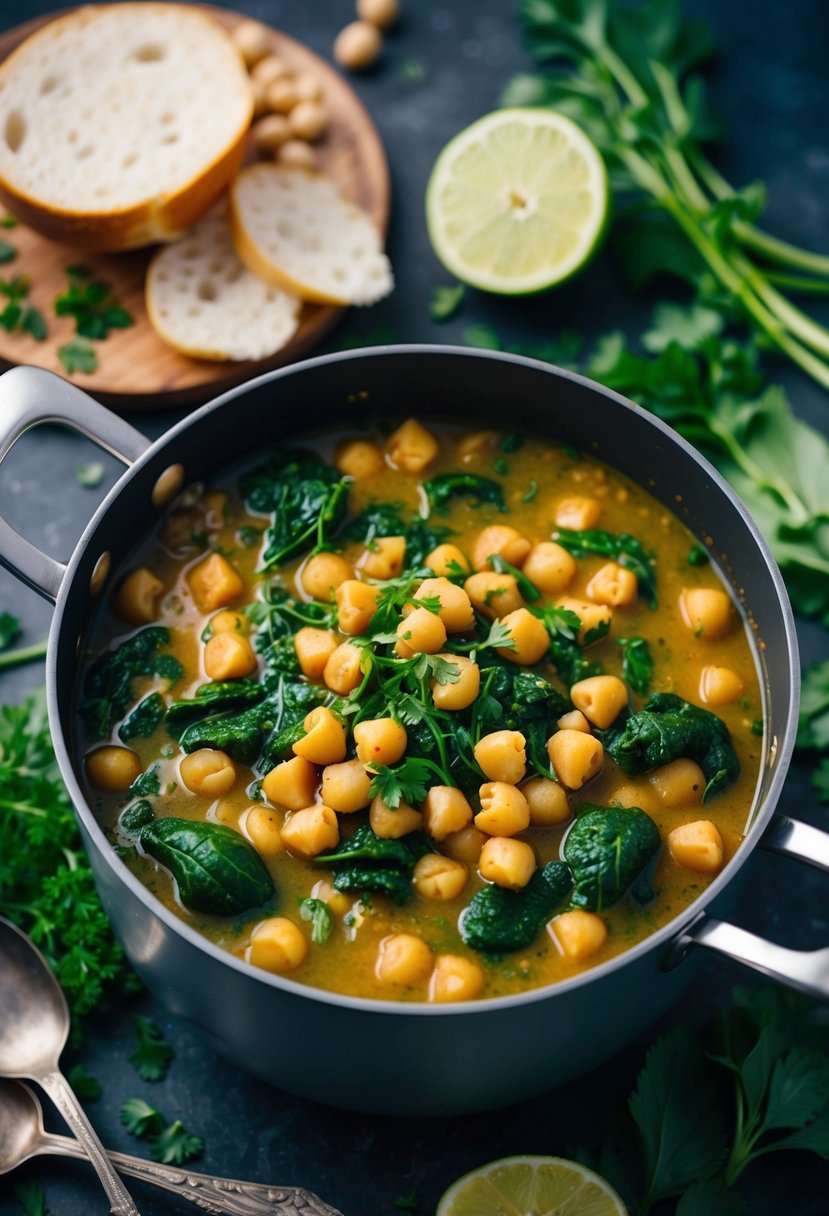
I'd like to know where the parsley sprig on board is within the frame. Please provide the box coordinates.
[507,0,829,390]
[54,264,133,340]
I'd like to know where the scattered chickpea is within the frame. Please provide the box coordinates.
[250,114,292,153]
[203,631,258,681]
[522,542,576,595]
[570,675,628,730]
[210,609,250,636]
[395,605,447,656]
[556,709,591,733]
[407,577,475,633]
[243,806,285,858]
[250,53,291,88]
[648,758,706,808]
[262,756,318,811]
[429,954,484,1003]
[301,552,353,600]
[496,607,550,665]
[465,571,524,620]
[354,717,407,766]
[413,854,468,901]
[442,824,487,865]
[294,626,338,680]
[586,561,638,607]
[474,730,527,785]
[336,579,380,635]
[521,777,571,826]
[112,567,164,624]
[180,748,237,798]
[292,706,347,765]
[479,836,536,889]
[266,78,299,114]
[357,536,407,581]
[323,640,365,695]
[247,917,308,973]
[357,0,399,31]
[547,729,603,790]
[311,879,351,917]
[422,786,473,841]
[85,745,142,793]
[232,19,272,68]
[293,71,323,102]
[475,782,530,837]
[679,587,732,640]
[335,438,384,480]
[376,933,432,986]
[555,596,612,644]
[554,496,602,531]
[370,795,422,838]
[281,804,340,858]
[550,910,607,962]
[667,820,724,874]
[289,100,328,142]
[472,525,531,573]
[699,665,744,706]
[426,543,471,577]
[334,20,383,72]
[431,654,479,711]
[187,553,244,613]
[278,140,317,170]
[321,759,373,813]
[385,419,439,473]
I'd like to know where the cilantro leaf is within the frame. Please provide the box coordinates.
[54,265,134,340]
[369,757,434,807]
[128,1014,175,1082]
[58,337,98,375]
[22,306,47,341]
[150,1120,204,1165]
[430,283,465,321]
[299,897,334,944]
[642,301,724,353]
[121,1096,164,1137]
[68,1062,102,1101]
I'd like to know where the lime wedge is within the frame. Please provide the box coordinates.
[437,1155,628,1216]
[426,109,608,294]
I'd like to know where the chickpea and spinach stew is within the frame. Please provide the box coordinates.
[81,419,762,1003]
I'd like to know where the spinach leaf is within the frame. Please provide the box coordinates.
[119,800,154,833]
[598,693,740,801]
[240,449,350,570]
[299,897,334,944]
[422,473,506,516]
[316,824,432,906]
[563,806,661,912]
[166,680,266,727]
[342,502,452,567]
[479,661,569,777]
[139,818,274,916]
[459,861,571,954]
[178,701,275,766]
[129,767,160,797]
[554,527,657,608]
[82,628,184,740]
[529,602,605,685]
[618,636,654,696]
[118,692,166,742]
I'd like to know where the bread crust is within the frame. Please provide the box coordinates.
[0,4,254,251]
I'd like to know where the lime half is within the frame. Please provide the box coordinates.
[437,1154,628,1216]
[426,109,608,294]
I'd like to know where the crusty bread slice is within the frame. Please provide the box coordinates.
[229,164,393,306]
[146,210,301,362]
[0,4,253,251]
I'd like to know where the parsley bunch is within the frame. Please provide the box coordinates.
[0,690,139,1023]
[507,0,829,390]
[121,1097,203,1165]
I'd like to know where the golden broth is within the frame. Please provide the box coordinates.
[80,422,763,1002]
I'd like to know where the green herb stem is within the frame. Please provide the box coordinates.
[0,638,48,671]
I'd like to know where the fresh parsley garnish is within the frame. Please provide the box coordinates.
[0,611,22,652]
[0,276,47,340]
[128,1014,175,1082]
[0,238,16,264]
[58,337,98,375]
[54,264,134,340]
[121,1097,203,1164]
[76,461,105,488]
[67,1062,102,1101]
[299,897,335,943]
[430,283,465,321]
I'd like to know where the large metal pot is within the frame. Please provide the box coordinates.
[1,349,825,1116]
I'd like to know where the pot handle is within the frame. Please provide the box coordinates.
[0,366,150,602]
[664,812,829,1000]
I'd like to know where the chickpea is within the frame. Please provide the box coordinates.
[251,76,269,119]
[323,640,365,695]
[85,745,142,793]
[497,608,550,665]
[429,954,485,1003]
[310,878,351,917]
[112,567,164,624]
[442,824,487,864]
[334,20,383,72]
[667,820,724,874]
[357,536,407,581]
[431,654,479,710]
[426,543,471,578]
[422,786,473,841]
[281,804,340,858]
[550,910,608,962]
[611,782,659,813]
[395,605,447,656]
[292,706,347,765]
[180,748,236,797]
[413,854,468,901]
[232,18,272,67]
[336,579,380,635]
[203,631,258,681]
[250,53,291,88]
[679,587,732,640]
[321,759,373,813]
[405,577,474,634]
[522,542,576,595]
[294,71,323,102]
[266,78,299,113]
[247,917,308,973]
[385,418,439,473]
[555,596,612,644]
[357,0,399,30]
[554,496,602,531]
[278,139,317,170]
[648,758,706,808]
[479,836,536,890]
[243,806,285,858]
[472,525,532,573]
[370,795,422,838]
[262,755,318,810]
[187,553,244,613]
[475,782,530,837]
[521,777,571,826]
[464,572,523,621]
[250,114,292,153]
[570,675,628,730]
[557,709,591,733]
[335,438,384,480]
[301,552,353,600]
[586,561,638,607]
[376,933,432,987]
[210,609,250,636]
[547,729,603,790]
[354,717,407,766]
[457,430,498,463]
[474,730,527,784]
[294,626,338,680]
[699,665,744,706]
[289,100,327,142]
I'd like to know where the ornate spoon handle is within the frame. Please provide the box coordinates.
[39,1129,344,1216]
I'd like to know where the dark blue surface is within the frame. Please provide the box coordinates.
[0,1,828,1213]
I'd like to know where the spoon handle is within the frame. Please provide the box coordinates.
[40,1129,344,1216]
[39,1070,142,1216]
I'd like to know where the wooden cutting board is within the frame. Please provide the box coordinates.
[0,5,390,410]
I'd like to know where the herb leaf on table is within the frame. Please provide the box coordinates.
[128,1014,175,1082]
[54,264,134,339]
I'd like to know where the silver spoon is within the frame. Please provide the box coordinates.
[0,1078,344,1216]
[0,917,141,1215]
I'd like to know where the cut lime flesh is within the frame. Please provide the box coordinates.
[437,1154,628,1216]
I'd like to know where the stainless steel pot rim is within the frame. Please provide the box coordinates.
[44,344,800,1017]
